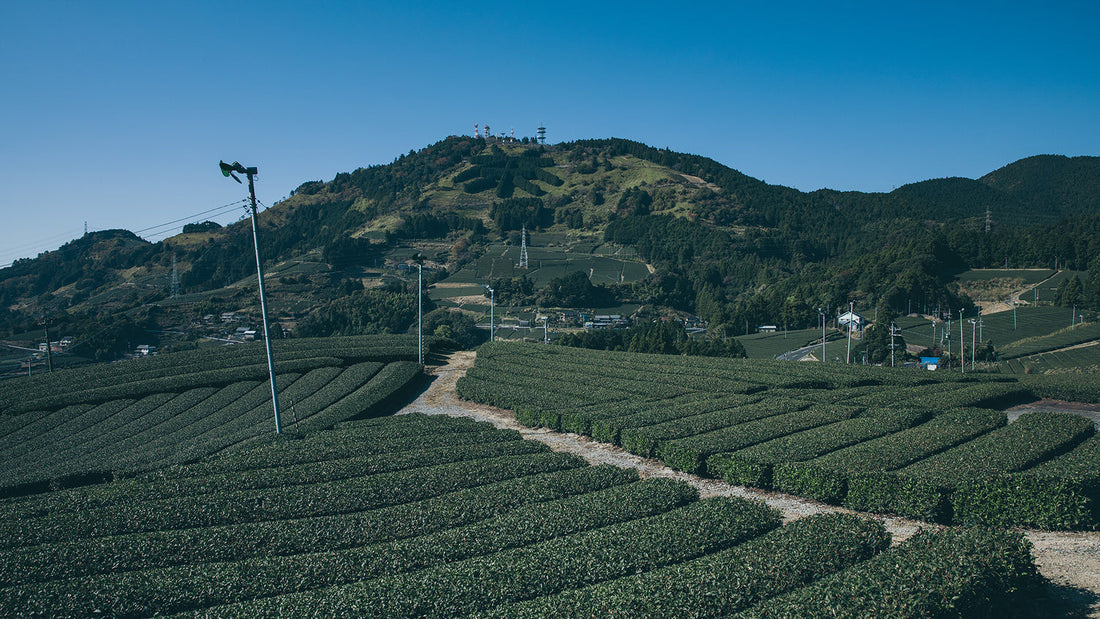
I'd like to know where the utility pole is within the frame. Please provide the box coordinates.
[818,308,826,363]
[220,161,281,434]
[969,318,977,370]
[39,316,54,373]
[959,308,965,373]
[417,261,423,365]
[483,285,495,341]
[846,301,853,364]
[889,322,900,367]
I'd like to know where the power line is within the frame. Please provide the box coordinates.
[132,200,249,238]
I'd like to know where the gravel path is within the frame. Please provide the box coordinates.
[401,351,1100,615]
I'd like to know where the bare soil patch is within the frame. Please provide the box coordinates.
[403,350,1100,616]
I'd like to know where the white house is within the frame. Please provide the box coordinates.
[837,311,866,332]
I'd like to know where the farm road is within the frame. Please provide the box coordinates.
[401,351,1100,616]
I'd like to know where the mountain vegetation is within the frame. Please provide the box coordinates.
[1,136,1098,367]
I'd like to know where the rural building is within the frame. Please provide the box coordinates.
[838,311,866,332]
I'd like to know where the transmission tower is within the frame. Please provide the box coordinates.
[171,253,180,299]
[519,225,529,268]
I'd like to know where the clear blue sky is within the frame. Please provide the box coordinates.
[2,1,1098,267]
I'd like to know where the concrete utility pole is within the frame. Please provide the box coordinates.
[818,308,826,363]
[969,318,977,371]
[39,316,54,373]
[483,285,495,341]
[221,161,282,434]
[889,322,900,368]
[846,301,853,364]
[417,262,423,365]
[959,308,965,373]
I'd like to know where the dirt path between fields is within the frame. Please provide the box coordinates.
[402,351,1100,615]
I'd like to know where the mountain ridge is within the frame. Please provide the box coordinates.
[2,136,1098,367]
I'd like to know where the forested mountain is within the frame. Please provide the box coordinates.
[2,136,1098,363]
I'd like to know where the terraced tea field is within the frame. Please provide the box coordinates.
[0,335,425,494]
[459,342,1100,530]
[0,336,1091,616]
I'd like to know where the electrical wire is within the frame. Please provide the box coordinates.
[132,200,249,239]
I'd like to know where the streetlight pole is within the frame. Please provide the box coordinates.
[959,308,965,373]
[483,285,495,341]
[417,262,423,365]
[818,308,826,362]
[969,318,977,371]
[221,161,281,434]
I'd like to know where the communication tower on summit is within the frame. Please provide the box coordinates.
[475,124,479,138]
[537,124,546,145]
[519,225,529,268]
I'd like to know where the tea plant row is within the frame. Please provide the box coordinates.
[459,342,1100,529]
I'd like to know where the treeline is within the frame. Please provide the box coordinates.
[486,271,617,308]
[556,321,746,358]
[457,147,563,199]
[387,213,485,241]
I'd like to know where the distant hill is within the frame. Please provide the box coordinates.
[1,136,1097,366]
[979,155,1100,222]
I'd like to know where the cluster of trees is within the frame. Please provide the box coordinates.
[421,308,486,349]
[489,198,553,232]
[182,221,222,234]
[556,321,746,358]
[537,271,616,308]
[295,281,427,338]
[387,213,485,241]
[1053,260,1100,310]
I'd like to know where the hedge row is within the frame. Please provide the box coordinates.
[588,393,762,445]
[462,342,1100,529]
[190,496,782,618]
[903,381,1035,410]
[739,527,1043,618]
[0,451,587,549]
[0,335,423,416]
[710,407,931,489]
[773,408,1006,504]
[477,513,890,618]
[1019,372,1100,404]
[845,411,1095,523]
[898,411,1094,487]
[1,387,221,489]
[664,404,862,476]
[618,397,804,458]
[0,464,636,588]
[5,356,338,414]
[293,361,422,432]
[7,440,547,527]
[953,433,1100,529]
[4,479,698,616]
[164,414,505,480]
